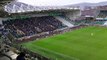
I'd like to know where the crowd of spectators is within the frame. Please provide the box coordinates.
[15,24,87,42]
[3,16,66,38]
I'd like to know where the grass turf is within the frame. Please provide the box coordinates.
[22,26,107,60]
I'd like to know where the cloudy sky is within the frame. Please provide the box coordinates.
[18,0,107,6]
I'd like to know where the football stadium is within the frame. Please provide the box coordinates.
[1,0,107,60]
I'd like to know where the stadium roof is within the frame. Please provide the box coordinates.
[0,0,80,18]
[4,1,80,13]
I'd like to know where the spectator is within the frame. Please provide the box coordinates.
[16,52,25,60]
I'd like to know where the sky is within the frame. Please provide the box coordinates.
[18,0,107,6]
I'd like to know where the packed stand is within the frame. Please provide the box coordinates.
[3,16,66,38]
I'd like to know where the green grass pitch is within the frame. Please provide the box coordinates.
[22,26,107,60]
